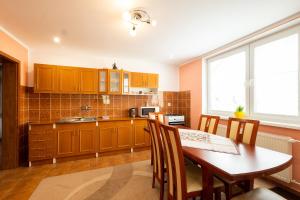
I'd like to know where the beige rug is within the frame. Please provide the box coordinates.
[30,160,160,200]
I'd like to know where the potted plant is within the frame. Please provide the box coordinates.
[234,106,245,119]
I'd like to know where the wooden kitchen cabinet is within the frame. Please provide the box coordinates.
[108,69,123,94]
[77,123,97,154]
[34,64,57,93]
[130,72,159,88]
[98,122,116,152]
[57,67,80,93]
[147,73,159,88]
[79,68,98,94]
[99,69,108,93]
[56,124,77,157]
[122,71,130,94]
[29,124,55,161]
[130,72,142,88]
[133,120,151,148]
[115,121,132,150]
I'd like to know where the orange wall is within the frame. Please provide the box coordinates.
[179,58,300,182]
[0,30,28,86]
[179,59,202,129]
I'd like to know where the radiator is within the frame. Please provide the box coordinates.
[216,125,293,183]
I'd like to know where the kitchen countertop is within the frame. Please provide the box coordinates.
[28,117,148,125]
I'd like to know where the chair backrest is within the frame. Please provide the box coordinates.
[149,112,165,123]
[226,117,260,145]
[160,123,187,200]
[198,115,220,134]
[148,119,164,181]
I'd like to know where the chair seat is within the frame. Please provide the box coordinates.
[186,164,223,193]
[232,188,286,200]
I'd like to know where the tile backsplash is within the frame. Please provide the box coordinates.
[25,88,191,127]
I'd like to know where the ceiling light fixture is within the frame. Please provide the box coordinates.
[53,36,61,44]
[123,8,156,36]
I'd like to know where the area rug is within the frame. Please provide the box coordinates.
[30,160,160,200]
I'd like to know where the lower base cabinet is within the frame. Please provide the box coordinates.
[28,119,150,164]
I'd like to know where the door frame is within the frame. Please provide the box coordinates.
[0,50,20,169]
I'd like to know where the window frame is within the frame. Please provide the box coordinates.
[206,25,300,125]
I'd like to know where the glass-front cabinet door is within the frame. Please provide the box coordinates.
[99,69,108,93]
[108,69,122,94]
[123,71,130,94]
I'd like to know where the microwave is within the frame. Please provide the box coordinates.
[138,106,160,118]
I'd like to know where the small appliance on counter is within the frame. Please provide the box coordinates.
[138,106,160,118]
[164,114,185,126]
[129,108,137,118]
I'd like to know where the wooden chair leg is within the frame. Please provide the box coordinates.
[225,183,232,200]
[160,180,164,200]
[152,173,155,188]
[214,188,221,200]
[151,145,153,165]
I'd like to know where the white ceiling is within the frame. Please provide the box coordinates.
[1,0,300,65]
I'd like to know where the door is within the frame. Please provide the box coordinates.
[99,122,116,152]
[122,71,130,94]
[99,69,108,93]
[115,121,132,150]
[34,64,57,93]
[79,69,98,94]
[56,125,77,157]
[130,72,142,88]
[1,61,18,169]
[108,70,122,94]
[78,123,96,154]
[57,67,79,93]
[133,120,149,147]
[147,73,159,88]
[29,125,55,161]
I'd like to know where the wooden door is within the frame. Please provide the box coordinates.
[57,67,79,93]
[99,69,108,93]
[133,120,149,147]
[115,121,132,150]
[147,73,159,88]
[79,68,98,94]
[108,70,122,94]
[98,122,116,152]
[2,62,18,169]
[77,123,96,154]
[130,72,142,88]
[29,125,55,161]
[34,64,57,93]
[56,125,77,157]
[142,73,149,88]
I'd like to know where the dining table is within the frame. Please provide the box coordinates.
[144,126,293,200]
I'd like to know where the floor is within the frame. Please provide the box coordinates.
[0,150,275,200]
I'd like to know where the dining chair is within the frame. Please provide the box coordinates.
[159,123,223,200]
[222,117,260,200]
[226,117,260,145]
[148,119,165,200]
[198,115,220,134]
[232,188,286,200]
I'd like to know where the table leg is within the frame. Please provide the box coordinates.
[244,179,254,192]
[202,166,214,200]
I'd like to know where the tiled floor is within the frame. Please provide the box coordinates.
[0,150,275,200]
[0,151,150,200]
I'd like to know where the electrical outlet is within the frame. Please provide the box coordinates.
[168,102,172,107]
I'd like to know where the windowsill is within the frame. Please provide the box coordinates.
[218,115,300,131]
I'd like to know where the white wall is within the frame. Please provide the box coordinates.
[28,49,179,91]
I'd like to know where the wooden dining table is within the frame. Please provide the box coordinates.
[144,126,293,200]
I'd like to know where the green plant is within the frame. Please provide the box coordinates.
[235,106,244,112]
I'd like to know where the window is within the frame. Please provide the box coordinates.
[207,26,300,125]
[207,47,247,114]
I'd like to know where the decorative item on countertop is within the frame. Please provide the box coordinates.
[102,95,110,119]
[234,105,245,119]
[112,62,118,70]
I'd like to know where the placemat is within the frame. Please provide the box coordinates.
[179,129,240,155]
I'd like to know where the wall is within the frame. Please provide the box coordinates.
[0,28,28,86]
[179,59,202,129]
[28,50,179,91]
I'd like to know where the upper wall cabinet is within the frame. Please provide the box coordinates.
[34,64,98,94]
[79,68,98,94]
[130,72,159,88]
[108,69,123,94]
[147,73,159,88]
[34,64,58,93]
[99,69,108,94]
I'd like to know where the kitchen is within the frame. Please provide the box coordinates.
[1,1,300,200]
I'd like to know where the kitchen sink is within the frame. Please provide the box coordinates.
[56,117,97,123]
